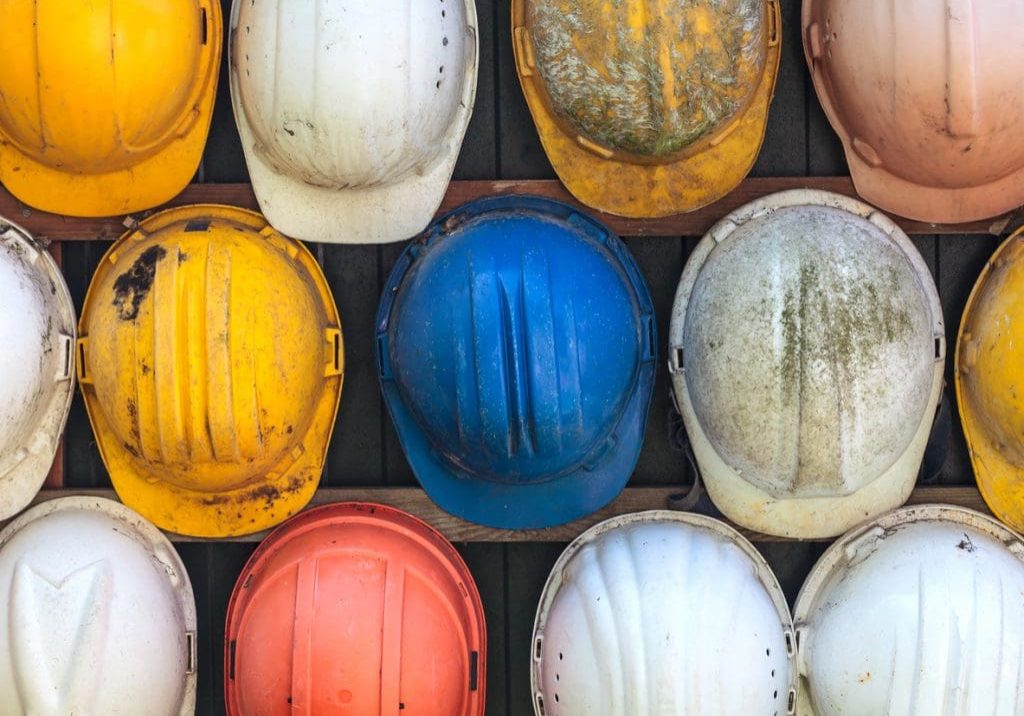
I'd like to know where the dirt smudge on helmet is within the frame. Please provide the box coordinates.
[112,246,167,321]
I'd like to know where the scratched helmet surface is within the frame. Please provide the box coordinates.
[803,0,1024,222]
[77,205,343,538]
[512,0,781,217]
[669,190,944,538]
[794,505,1024,715]
[0,0,221,217]
[0,497,196,715]
[230,0,478,243]
[377,196,656,528]
[224,503,486,715]
[0,218,76,521]
[532,511,796,715]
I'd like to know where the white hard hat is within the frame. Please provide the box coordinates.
[794,504,1024,715]
[531,510,796,715]
[669,189,944,538]
[229,0,478,244]
[0,218,75,520]
[0,497,197,715]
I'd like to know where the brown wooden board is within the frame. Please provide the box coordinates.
[5,486,991,544]
[4,178,1013,242]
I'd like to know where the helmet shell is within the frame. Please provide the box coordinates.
[956,228,1024,532]
[512,0,781,217]
[0,218,75,520]
[377,196,656,528]
[670,190,944,538]
[803,0,1024,222]
[794,505,1024,715]
[77,205,343,537]
[224,503,486,715]
[230,0,478,243]
[531,510,796,715]
[0,0,221,216]
[0,497,196,715]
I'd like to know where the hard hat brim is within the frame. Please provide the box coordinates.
[0,219,76,521]
[844,147,1024,225]
[380,367,652,530]
[512,0,781,219]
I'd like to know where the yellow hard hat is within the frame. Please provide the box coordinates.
[0,0,221,217]
[956,228,1024,533]
[511,0,781,218]
[77,205,343,537]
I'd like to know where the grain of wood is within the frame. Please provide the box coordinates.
[2,180,1011,242]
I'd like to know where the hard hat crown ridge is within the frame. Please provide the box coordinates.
[528,0,765,159]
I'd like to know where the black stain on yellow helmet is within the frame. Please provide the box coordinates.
[112,246,167,321]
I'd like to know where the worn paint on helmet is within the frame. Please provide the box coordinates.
[527,0,764,157]
[669,191,945,539]
[77,206,344,538]
[684,205,936,499]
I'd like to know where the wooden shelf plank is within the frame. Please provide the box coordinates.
[2,179,1013,241]
[2,485,990,544]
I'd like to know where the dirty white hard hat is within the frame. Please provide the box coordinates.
[229,0,478,244]
[794,504,1024,714]
[669,190,944,538]
[0,218,75,521]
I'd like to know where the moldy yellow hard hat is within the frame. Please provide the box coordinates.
[0,0,221,217]
[512,0,781,218]
[77,205,343,537]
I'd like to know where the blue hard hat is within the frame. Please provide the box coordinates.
[376,196,656,529]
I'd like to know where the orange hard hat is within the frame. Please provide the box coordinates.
[224,503,486,715]
[803,0,1024,223]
